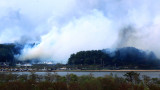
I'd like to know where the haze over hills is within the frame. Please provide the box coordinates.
[1,1,160,89]
[68,47,160,69]
[1,0,160,63]
[0,0,160,63]
[0,43,159,69]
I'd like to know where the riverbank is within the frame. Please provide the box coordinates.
[1,70,160,79]
[52,70,160,72]
[1,69,160,72]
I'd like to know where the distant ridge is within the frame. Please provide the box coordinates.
[68,47,160,69]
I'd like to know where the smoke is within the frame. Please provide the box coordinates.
[116,25,137,48]
[1,0,160,63]
[18,10,117,63]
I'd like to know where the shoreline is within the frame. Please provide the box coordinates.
[1,70,160,72]
[52,70,160,72]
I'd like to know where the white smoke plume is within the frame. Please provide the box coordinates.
[1,0,160,63]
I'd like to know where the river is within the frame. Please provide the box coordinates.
[4,71,160,78]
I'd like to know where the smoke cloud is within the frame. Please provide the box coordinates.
[1,0,160,63]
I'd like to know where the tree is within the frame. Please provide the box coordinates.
[124,71,141,84]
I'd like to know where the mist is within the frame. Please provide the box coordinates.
[1,0,160,63]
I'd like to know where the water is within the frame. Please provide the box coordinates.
[6,71,160,78]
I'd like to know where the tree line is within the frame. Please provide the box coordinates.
[0,44,23,64]
[68,47,160,69]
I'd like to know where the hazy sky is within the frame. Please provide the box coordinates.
[1,0,160,63]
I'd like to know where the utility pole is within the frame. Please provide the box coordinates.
[101,59,103,69]
[103,60,104,68]
[101,59,102,66]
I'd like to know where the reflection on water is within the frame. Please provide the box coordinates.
[4,71,160,78]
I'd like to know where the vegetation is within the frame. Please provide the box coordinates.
[0,72,159,90]
[0,44,160,70]
[0,44,23,66]
[68,47,160,69]
[0,43,37,65]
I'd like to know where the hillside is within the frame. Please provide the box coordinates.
[68,47,160,69]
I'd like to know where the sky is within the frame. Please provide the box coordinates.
[0,0,160,63]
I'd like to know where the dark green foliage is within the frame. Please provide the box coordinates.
[66,73,78,83]
[68,47,160,69]
[0,44,15,62]
[124,71,141,84]
[0,43,39,65]
[0,44,23,66]
[68,50,110,65]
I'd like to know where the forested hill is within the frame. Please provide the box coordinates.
[0,44,23,63]
[0,43,37,64]
[0,43,160,69]
[68,47,160,69]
